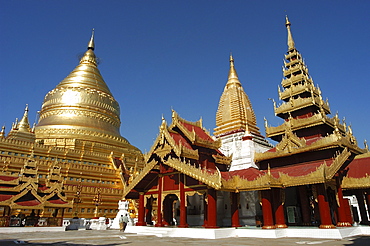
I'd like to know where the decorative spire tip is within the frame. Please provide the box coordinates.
[88,28,95,50]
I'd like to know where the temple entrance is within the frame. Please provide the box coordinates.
[145,195,156,225]
[163,194,179,226]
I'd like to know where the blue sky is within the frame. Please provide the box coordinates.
[1,1,369,153]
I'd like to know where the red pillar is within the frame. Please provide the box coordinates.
[336,179,352,227]
[178,174,188,228]
[316,184,335,229]
[136,194,147,226]
[273,188,287,228]
[205,188,218,228]
[203,193,208,227]
[298,186,312,226]
[230,192,241,227]
[261,189,276,229]
[155,175,164,227]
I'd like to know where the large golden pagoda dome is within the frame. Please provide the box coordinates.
[35,31,132,151]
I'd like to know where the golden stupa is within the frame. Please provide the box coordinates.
[36,31,134,156]
[0,31,144,221]
[214,55,260,137]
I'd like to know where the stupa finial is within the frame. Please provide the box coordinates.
[228,53,239,81]
[88,28,95,50]
[285,15,295,51]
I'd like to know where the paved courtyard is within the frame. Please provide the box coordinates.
[0,229,370,246]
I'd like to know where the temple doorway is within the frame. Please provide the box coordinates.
[163,194,179,226]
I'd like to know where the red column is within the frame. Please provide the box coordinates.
[316,184,335,229]
[155,175,164,227]
[178,174,188,228]
[273,188,287,228]
[261,189,276,229]
[203,193,208,227]
[298,186,312,226]
[230,192,241,227]
[136,194,147,226]
[336,180,352,227]
[205,188,218,228]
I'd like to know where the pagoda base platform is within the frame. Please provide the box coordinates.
[125,225,370,239]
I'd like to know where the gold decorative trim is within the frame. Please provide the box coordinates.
[162,157,222,190]
[122,159,157,197]
[342,175,370,190]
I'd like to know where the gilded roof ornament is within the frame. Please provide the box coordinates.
[227,53,239,83]
[285,15,295,51]
[364,140,369,151]
[88,28,95,50]
[0,125,5,138]
[17,104,31,132]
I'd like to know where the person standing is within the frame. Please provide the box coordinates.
[122,213,129,232]
[119,215,124,231]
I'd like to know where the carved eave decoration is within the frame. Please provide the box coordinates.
[227,148,351,191]
[212,154,232,165]
[162,157,222,190]
[1,186,43,209]
[342,174,370,190]
[266,113,346,138]
[43,199,73,208]
[221,172,275,192]
[275,126,306,153]
[163,157,222,189]
[122,159,157,197]
[256,133,363,162]
[280,148,351,187]
[274,96,330,116]
[0,172,20,186]
[171,110,221,150]
[149,120,199,160]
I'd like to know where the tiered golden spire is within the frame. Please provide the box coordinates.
[215,55,259,136]
[264,17,363,155]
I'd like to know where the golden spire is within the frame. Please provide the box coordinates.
[285,15,295,51]
[215,55,260,136]
[87,28,95,50]
[17,104,31,132]
[228,53,239,81]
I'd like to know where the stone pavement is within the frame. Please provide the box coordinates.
[0,229,370,246]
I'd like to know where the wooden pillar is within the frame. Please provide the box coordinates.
[136,193,147,226]
[203,193,208,227]
[205,188,218,228]
[355,190,369,225]
[298,186,312,226]
[230,192,241,227]
[336,179,352,227]
[178,174,188,228]
[273,188,287,228]
[316,184,335,229]
[261,189,276,229]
